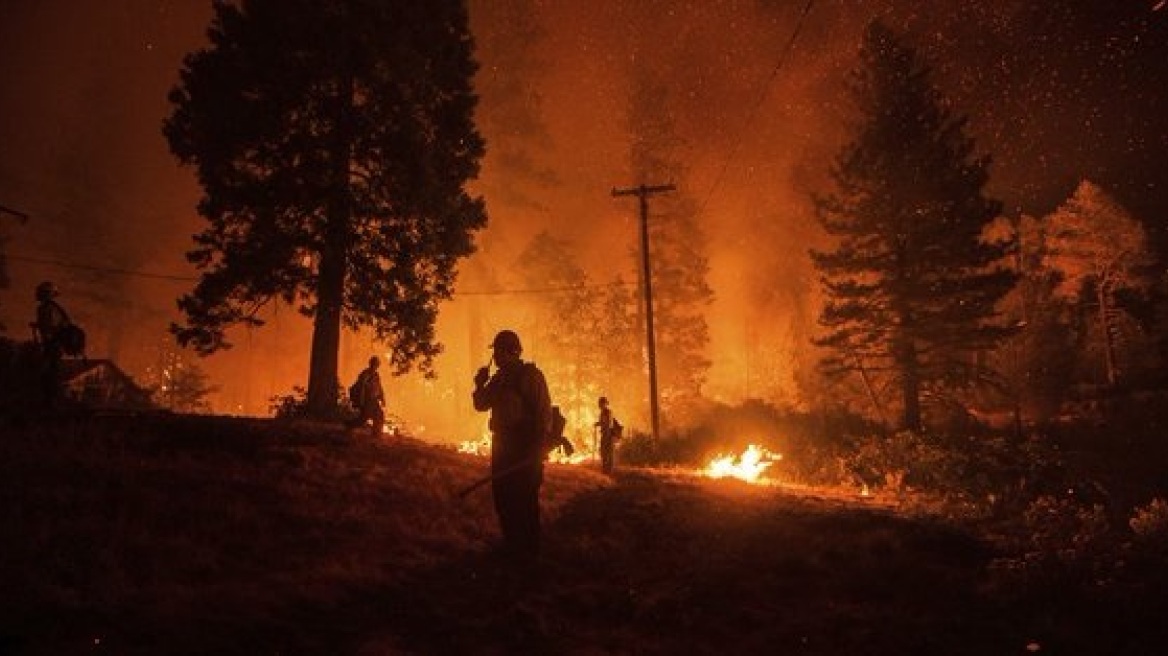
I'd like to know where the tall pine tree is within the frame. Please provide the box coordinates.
[627,70,714,424]
[165,0,486,417]
[811,22,1015,432]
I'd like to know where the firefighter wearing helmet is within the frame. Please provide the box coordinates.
[31,281,71,408]
[472,329,553,563]
[595,396,622,475]
[35,281,58,302]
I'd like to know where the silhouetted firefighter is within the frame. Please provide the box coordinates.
[595,396,622,475]
[30,281,85,409]
[471,330,552,563]
[349,356,386,437]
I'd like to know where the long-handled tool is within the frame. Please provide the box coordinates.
[458,355,516,499]
[456,456,538,499]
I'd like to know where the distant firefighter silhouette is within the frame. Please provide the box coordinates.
[472,330,553,563]
[595,396,623,475]
[349,356,386,437]
[30,281,85,409]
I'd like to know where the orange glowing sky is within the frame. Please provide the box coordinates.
[1,1,1165,440]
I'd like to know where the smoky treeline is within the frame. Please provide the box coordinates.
[1,1,1166,448]
[446,0,1168,447]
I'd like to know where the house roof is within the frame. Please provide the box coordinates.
[60,358,151,402]
[61,358,125,382]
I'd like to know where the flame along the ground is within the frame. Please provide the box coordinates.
[453,437,893,507]
[457,432,594,465]
[460,439,785,484]
[703,443,781,482]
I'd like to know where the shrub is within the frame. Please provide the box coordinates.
[1129,497,1168,541]
[1112,497,1168,594]
[618,429,701,467]
[0,337,43,416]
[269,385,354,422]
[992,494,1119,590]
[848,431,956,494]
[617,400,876,482]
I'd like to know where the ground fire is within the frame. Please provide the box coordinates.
[703,444,782,483]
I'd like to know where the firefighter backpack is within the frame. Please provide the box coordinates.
[57,323,86,357]
[348,376,364,406]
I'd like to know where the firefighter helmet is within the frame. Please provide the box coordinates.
[35,281,58,301]
[490,329,522,354]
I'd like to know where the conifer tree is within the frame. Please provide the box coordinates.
[164,0,486,416]
[811,22,1015,431]
[984,214,1078,424]
[1045,180,1156,386]
[627,71,714,422]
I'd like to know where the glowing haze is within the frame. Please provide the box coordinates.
[1,1,1165,443]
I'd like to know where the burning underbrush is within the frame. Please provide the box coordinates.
[703,443,782,483]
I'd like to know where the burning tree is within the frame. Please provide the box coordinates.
[514,231,643,426]
[810,22,1016,432]
[514,232,603,408]
[1044,180,1157,387]
[142,340,219,414]
[164,0,486,417]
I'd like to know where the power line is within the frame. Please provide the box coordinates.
[455,280,635,296]
[696,0,816,216]
[8,253,633,296]
[8,254,197,282]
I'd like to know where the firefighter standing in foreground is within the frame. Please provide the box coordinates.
[472,330,553,563]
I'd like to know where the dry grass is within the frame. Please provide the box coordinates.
[1,414,1164,655]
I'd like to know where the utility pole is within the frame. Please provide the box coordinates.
[612,183,674,441]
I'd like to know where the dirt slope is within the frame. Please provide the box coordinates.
[1,414,1158,655]
[359,471,1018,656]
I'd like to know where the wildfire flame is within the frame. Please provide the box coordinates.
[458,434,491,456]
[704,444,782,483]
[547,445,592,465]
[458,434,592,465]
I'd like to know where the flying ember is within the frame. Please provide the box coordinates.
[704,444,782,483]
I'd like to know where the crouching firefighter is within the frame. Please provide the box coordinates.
[472,330,553,563]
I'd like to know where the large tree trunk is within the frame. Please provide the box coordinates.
[892,250,922,433]
[897,339,923,432]
[306,241,346,417]
[1097,280,1118,386]
[306,70,354,418]
[851,350,889,427]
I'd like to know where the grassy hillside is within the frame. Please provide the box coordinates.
[1,414,1164,654]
